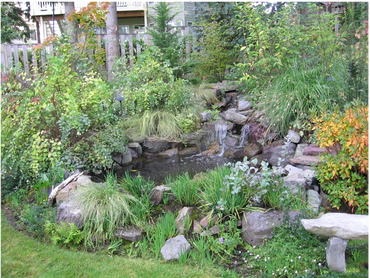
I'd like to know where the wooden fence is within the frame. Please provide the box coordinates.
[1,26,200,77]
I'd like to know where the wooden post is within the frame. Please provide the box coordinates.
[22,45,30,76]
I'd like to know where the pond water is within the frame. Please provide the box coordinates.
[112,154,241,185]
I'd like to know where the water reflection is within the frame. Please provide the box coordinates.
[113,154,241,185]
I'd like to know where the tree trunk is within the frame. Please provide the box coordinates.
[64,2,77,43]
[106,2,120,81]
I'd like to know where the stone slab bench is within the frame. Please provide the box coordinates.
[301,213,369,272]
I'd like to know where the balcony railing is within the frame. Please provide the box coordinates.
[30,2,145,17]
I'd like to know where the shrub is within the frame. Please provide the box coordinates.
[45,221,84,249]
[313,101,368,214]
[113,46,193,115]
[1,54,117,187]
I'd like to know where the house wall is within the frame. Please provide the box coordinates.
[117,18,145,34]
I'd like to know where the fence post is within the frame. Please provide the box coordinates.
[22,45,30,76]
[128,35,134,67]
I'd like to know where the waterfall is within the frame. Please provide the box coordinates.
[238,124,251,148]
[215,124,228,156]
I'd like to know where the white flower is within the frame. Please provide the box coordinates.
[298,256,302,260]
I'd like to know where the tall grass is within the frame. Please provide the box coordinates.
[260,58,349,136]
[73,173,138,243]
[122,108,201,139]
[120,171,154,198]
[165,172,200,206]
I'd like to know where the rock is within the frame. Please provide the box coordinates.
[56,196,84,229]
[175,207,194,234]
[248,123,265,143]
[223,147,245,159]
[112,150,132,166]
[284,165,303,176]
[290,155,321,166]
[238,99,252,111]
[128,148,138,159]
[178,147,199,156]
[161,235,191,261]
[158,148,179,158]
[199,214,219,228]
[143,137,178,154]
[241,210,299,246]
[55,181,78,203]
[76,175,93,186]
[201,142,220,156]
[200,112,212,122]
[114,226,143,241]
[263,143,297,167]
[225,136,238,147]
[244,143,263,158]
[326,237,348,272]
[283,172,306,199]
[303,144,327,156]
[300,213,369,240]
[222,108,248,125]
[302,169,316,186]
[193,220,202,233]
[294,144,309,158]
[128,142,142,156]
[307,189,322,213]
[200,225,221,236]
[149,185,172,205]
[286,130,301,144]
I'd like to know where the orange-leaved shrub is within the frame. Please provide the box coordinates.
[313,102,368,214]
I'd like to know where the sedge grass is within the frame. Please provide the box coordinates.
[73,174,138,243]
[260,58,348,136]
[1,211,224,278]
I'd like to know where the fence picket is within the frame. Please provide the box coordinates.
[1,27,198,75]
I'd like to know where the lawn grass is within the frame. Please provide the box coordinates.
[1,210,223,278]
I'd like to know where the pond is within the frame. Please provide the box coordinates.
[111,153,241,185]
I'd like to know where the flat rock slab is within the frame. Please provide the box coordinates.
[290,155,321,166]
[301,213,369,240]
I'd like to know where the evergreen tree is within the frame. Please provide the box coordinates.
[1,2,31,43]
[147,2,183,77]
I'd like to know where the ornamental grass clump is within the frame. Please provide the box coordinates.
[73,173,138,244]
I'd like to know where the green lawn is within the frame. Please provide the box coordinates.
[1,211,223,278]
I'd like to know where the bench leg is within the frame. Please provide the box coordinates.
[326,237,348,272]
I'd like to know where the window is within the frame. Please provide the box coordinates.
[134,24,145,34]
[119,25,129,34]
[187,21,193,26]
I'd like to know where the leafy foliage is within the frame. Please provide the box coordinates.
[313,101,368,214]
[192,20,230,82]
[45,221,84,249]
[1,2,31,43]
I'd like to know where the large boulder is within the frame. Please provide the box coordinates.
[143,137,181,154]
[161,235,191,261]
[241,210,299,246]
[300,213,369,240]
[112,150,132,166]
[55,181,78,204]
[157,148,179,158]
[56,196,84,229]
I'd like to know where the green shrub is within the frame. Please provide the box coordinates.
[1,54,116,187]
[45,221,84,249]
[19,203,57,240]
[113,46,193,115]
